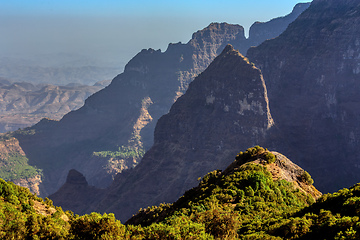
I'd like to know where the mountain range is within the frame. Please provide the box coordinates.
[0,78,110,133]
[0,2,310,200]
[0,0,358,234]
[49,0,360,222]
[88,44,275,221]
[0,53,121,85]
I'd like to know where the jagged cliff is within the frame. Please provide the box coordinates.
[84,45,275,221]
[247,0,360,192]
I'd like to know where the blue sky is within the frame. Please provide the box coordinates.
[0,0,310,68]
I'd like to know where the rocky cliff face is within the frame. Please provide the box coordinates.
[247,0,360,192]
[90,45,274,221]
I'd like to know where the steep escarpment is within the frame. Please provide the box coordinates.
[92,45,274,221]
[247,0,360,192]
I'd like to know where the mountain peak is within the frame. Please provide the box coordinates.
[190,22,245,42]
[95,44,275,221]
[222,43,235,53]
[66,169,88,186]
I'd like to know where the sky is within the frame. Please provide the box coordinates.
[0,0,310,68]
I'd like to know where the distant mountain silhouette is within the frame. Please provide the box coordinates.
[0,79,107,132]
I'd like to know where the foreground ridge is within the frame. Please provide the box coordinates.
[2,146,360,239]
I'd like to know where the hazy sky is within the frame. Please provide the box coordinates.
[1,0,310,67]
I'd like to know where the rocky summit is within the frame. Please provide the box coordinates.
[49,169,104,214]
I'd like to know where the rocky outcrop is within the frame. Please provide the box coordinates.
[12,175,42,196]
[262,152,322,200]
[90,45,274,221]
[188,23,247,72]
[247,0,360,192]
[65,169,88,185]
[48,169,103,214]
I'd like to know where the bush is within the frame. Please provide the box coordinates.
[235,146,265,164]
[70,212,125,239]
[301,171,314,185]
[263,152,276,164]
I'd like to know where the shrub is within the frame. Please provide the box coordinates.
[263,152,276,164]
[301,171,314,185]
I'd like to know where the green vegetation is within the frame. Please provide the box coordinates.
[300,170,314,185]
[0,178,70,239]
[0,128,36,141]
[1,146,360,239]
[128,160,313,239]
[0,153,42,181]
[272,183,360,239]
[93,145,145,160]
[235,145,276,164]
